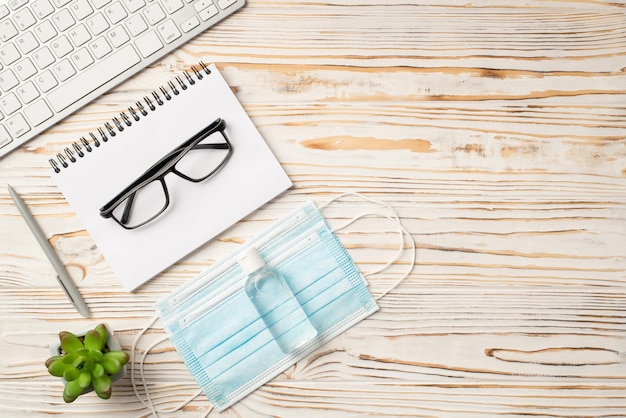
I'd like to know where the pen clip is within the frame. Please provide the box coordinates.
[55,275,89,317]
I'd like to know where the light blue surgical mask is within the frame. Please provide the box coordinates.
[131,193,415,416]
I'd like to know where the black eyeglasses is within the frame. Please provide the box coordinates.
[99,118,232,229]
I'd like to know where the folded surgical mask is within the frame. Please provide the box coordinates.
[131,194,415,416]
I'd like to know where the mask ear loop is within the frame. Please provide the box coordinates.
[373,213,415,301]
[319,193,416,300]
[130,316,213,418]
[331,211,405,275]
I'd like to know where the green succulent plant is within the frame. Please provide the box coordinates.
[45,323,129,403]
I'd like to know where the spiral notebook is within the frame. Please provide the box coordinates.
[50,63,292,291]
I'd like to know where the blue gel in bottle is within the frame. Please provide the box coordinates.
[240,247,317,353]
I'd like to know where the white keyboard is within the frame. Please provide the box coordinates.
[0,0,245,159]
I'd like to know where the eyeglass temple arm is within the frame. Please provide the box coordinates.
[171,118,226,152]
[193,143,229,150]
[120,191,136,224]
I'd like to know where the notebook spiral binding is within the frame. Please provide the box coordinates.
[49,62,212,173]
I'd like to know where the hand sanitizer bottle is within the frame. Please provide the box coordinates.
[239,247,317,353]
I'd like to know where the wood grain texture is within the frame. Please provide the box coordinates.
[1,0,625,416]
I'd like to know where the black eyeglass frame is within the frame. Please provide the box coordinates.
[99,118,232,229]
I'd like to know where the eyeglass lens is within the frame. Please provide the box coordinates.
[111,179,168,229]
[175,130,230,181]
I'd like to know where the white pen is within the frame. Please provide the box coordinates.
[8,185,90,317]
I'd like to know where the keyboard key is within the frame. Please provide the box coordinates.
[16,31,40,54]
[199,4,218,21]
[162,0,183,14]
[68,23,92,46]
[8,0,29,11]
[16,81,40,103]
[86,13,109,35]
[15,58,37,80]
[107,25,130,47]
[157,19,181,44]
[0,5,9,19]
[70,0,94,20]
[218,0,237,9]
[52,9,77,32]
[0,69,19,91]
[24,99,53,126]
[104,2,128,25]
[47,44,140,112]
[51,35,73,57]
[0,19,19,42]
[14,7,37,30]
[32,46,56,69]
[0,125,12,149]
[126,14,148,36]
[52,0,73,7]
[144,3,166,25]
[0,43,22,66]
[6,113,30,138]
[124,0,145,13]
[135,30,162,57]
[31,0,55,19]
[34,20,58,43]
[71,48,94,70]
[1,93,22,115]
[34,70,58,92]
[89,36,112,59]
[181,16,199,33]
[52,59,75,81]
[92,0,112,9]
[193,0,213,12]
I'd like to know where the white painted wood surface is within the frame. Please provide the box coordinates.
[1,0,625,416]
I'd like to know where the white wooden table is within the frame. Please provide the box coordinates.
[1,1,625,416]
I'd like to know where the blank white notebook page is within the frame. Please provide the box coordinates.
[52,64,292,291]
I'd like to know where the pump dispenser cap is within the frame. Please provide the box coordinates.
[238,247,266,276]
